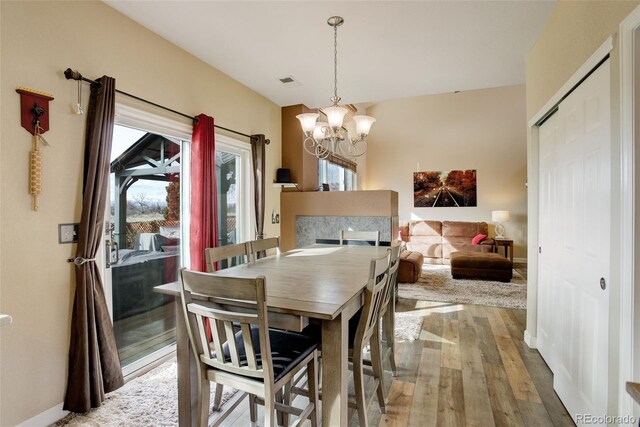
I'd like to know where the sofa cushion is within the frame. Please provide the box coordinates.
[409,220,442,236]
[442,221,488,237]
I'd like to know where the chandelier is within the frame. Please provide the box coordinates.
[296,16,376,159]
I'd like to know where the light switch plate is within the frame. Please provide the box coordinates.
[59,223,80,244]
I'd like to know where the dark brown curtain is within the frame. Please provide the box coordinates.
[64,76,124,412]
[250,134,266,258]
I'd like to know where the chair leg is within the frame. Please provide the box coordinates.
[264,393,276,427]
[382,315,397,376]
[199,378,211,427]
[249,394,258,427]
[307,352,320,427]
[275,387,290,427]
[370,331,387,413]
[353,355,368,427]
[212,383,224,411]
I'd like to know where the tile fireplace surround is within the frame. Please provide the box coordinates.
[296,215,396,248]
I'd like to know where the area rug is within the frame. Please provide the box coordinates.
[394,311,423,341]
[52,360,237,427]
[398,265,527,309]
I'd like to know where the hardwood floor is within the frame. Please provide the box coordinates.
[219,297,574,426]
[373,299,574,427]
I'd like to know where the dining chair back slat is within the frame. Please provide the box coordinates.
[205,242,250,272]
[353,252,391,350]
[379,245,401,377]
[248,237,280,261]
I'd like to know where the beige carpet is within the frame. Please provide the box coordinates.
[52,360,237,426]
[394,311,423,341]
[398,264,527,309]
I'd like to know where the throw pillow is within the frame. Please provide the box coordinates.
[472,233,487,245]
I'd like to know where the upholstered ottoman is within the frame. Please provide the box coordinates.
[398,250,424,283]
[450,251,512,282]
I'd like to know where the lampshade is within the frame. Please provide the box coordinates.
[353,115,376,137]
[296,113,319,134]
[313,122,328,141]
[492,210,510,222]
[323,106,348,130]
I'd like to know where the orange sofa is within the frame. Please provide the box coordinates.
[399,220,495,265]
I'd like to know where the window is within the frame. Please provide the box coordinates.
[319,158,357,191]
[216,135,252,268]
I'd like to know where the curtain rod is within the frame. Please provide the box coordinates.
[64,68,269,144]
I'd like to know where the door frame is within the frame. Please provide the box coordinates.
[620,4,640,418]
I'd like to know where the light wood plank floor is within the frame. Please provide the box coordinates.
[217,298,574,427]
[371,299,575,427]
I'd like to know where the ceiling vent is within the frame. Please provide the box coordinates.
[277,76,301,87]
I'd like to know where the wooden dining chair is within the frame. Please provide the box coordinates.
[248,237,280,262]
[350,251,392,426]
[339,230,381,246]
[205,242,249,272]
[179,269,320,427]
[378,244,401,376]
[298,251,391,426]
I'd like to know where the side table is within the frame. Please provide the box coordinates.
[494,238,514,263]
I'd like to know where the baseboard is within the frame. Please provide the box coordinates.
[513,257,527,264]
[17,402,68,427]
[524,330,537,349]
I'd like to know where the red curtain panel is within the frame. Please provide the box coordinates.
[190,114,218,272]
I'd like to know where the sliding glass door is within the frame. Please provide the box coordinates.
[107,122,188,373]
[104,120,250,374]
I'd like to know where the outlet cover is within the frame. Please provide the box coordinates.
[59,223,80,244]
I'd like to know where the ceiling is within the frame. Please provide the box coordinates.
[105,1,556,109]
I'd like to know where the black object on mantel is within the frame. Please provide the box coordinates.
[275,168,293,184]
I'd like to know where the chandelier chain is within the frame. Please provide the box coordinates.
[333,23,338,104]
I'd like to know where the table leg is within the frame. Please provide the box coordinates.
[175,298,198,427]
[321,312,349,426]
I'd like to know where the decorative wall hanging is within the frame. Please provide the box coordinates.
[16,87,54,211]
[414,170,477,207]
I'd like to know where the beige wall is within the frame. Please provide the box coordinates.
[526,0,639,119]
[364,85,528,258]
[0,1,282,425]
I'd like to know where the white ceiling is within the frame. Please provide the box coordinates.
[105,1,556,109]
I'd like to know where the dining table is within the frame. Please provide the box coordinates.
[155,244,394,427]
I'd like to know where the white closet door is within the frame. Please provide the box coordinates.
[537,59,610,422]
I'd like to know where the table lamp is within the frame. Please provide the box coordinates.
[492,210,509,239]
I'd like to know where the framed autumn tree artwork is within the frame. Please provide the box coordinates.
[414,170,477,207]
